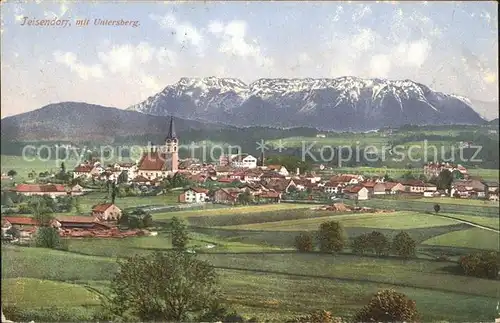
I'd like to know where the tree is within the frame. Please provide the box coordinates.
[60,162,66,174]
[353,289,419,323]
[459,251,499,279]
[391,231,416,259]
[105,251,220,321]
[368,231,390,256]
[111,182,117,204]
[7,170,17,177]
[317,221,346,253]
[74,197,82,214]
[35,227,63,249]
[352,233,370,255]
[437,169,453,194]
[28,196,54,226]
[142,213,153,228]
[237,189,253,205]
[433,203,440,214]
[171,217,189,250]
[295,233,314,252]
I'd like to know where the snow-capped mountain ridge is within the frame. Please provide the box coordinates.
[128,76,486,130]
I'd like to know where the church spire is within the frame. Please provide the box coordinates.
[166,116,176,139]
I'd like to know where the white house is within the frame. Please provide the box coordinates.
[231,154,257,169]
[178,188,209,203]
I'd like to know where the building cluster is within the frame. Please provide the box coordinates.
[423,162,468,179]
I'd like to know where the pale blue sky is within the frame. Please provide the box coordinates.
[1,1,498,117]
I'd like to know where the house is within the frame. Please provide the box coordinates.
[91,203,122,221]
[343,185,369,200]
[242,169,264,182]
[489,189,499,201]
[266,165,289,177]
[231,154,258,169]
[52,216,112,230]
[178,187,209,203]
[324,181,343,195]
[400,180,428,194]
[258,191,281,203]
[215,166,233,177]
[373,182,405,195]
[131,175,161,187]
[70,184,84,196]
[423,162,468,179]
[302,171,321,183]
[262,178,296,193]
[10,184,70,198]
[329,174,362,186]
[213,188,241,204]
[361,181,377,196]
[1,216,38,231]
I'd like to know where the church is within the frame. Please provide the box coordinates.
[136,117,179,180]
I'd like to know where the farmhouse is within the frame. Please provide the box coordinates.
[11,184,70,198]
[343,185,369,200]
[262,178,296,193]
[213,188,240,204]
[178,187,209,203]
[91,203,122,221]
[137,117,179,179]
[1,216,38,231]
[324,181,343,195]
[258,191,281,203]
[52,216,111,230]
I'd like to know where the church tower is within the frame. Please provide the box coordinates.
[164,116,179,172]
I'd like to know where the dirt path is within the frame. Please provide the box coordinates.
[432,214,499,233]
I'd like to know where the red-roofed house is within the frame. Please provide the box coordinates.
[266,165,289,177]
[91,203,122,221]
[178,187,209,203]
[1,216,39,230]
[11,184,69,198]
[52,216,112,230]
[258,191,281,203]
[373,182,404,195]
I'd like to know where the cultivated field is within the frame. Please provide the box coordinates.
[2,202,498,322]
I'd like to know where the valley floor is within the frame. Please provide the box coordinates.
[2,199,499,322]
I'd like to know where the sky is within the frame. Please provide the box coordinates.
[1,0,498,118]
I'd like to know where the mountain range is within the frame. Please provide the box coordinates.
[128,77,487,130]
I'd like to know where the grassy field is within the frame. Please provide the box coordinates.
[2,190,499,321]
[2,278,101,308]
[419,196,499,207]
[441,214,500,230]
[2,246,497,322]
[422,228,499,251]
[222,211,458,231]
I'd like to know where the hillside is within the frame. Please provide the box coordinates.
[128,77,487,131]
[0,102,232,143]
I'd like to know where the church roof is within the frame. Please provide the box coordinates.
[166,116,176,139]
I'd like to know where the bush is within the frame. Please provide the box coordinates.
[286,310,341,323]
[459,251,499,279]
[295,233,314,252]
[317,221,346,253]
[353,289,419,323]
[391,231,416,259]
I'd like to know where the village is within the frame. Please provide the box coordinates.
[1,118,498,244]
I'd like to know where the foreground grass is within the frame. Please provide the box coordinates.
[2,245,497,322]
[422,228,499,251]
[2,278,101,308]
[222,211,458,231]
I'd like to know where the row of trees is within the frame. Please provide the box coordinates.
[295,222,417,259]
[2,195,82,215]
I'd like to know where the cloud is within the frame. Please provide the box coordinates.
[352,4,372,22]
[208,19,273,67]
[53,51,104,80]
[150,13,204,55]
